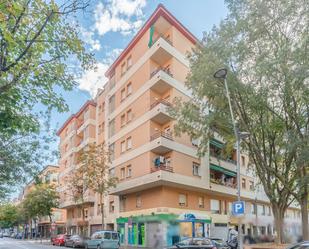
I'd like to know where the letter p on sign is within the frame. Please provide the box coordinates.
[232,201,245,216]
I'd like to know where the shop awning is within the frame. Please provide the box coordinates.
[209,138,224,149]
[210,164,236,177]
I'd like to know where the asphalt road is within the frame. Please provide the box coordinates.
[0,237,62,249]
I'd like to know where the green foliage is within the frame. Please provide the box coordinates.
[0,0,95,196]
[0,203,21,228]
[22,184,59,220]
[172,0,308,242]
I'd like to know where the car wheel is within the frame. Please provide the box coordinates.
[97,245,101,249]
[85,244,88,249]
[72,243,75,248]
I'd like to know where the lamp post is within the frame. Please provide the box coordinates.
[214,68,249,249]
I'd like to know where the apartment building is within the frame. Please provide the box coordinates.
[21,165,66,237]
[56,4,302,247]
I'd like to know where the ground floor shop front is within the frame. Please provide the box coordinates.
[116,213,211,248]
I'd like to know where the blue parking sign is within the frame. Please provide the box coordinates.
[232,201,245,216]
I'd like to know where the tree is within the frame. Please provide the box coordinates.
[0,0,95,196]
[0,203,21,228]
[171,0,308,243]
[22,184,59,237]
[70,143,118,230]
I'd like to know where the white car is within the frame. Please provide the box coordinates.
[286,241,309,249]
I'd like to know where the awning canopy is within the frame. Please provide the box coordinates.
[209,138,224,149]
[210,164,236,177]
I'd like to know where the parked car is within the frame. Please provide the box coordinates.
[65,234,88,248]
[210,238,229,249]
[52,234,71,246]
[167,237,216,249]
[10,232,16,238]
[2,231,10,237]
[0,232,3,238]
[286,241,309,249]
[85,230,120,249]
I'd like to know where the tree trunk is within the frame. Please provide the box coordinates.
[300,195,309,240]
[272,206,285,244]
[100,193,105,230]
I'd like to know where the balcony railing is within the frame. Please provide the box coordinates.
[151,35,173,47]
[210,178,237,189]
[210,153,237,165]
[151,165,173,173]
[150,131,173,141]
[150,99,172,110]
[150,66,173,79]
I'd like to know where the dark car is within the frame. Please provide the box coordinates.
[52,234,71,246]
[167,237,217,249]
[286,241,309,249]
[65,235,88,248]
[210,238,228,249]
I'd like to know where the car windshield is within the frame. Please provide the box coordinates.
[211,238,224,244]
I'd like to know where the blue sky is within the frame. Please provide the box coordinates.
[49,0,228,160]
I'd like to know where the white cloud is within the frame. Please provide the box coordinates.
[80,28,101,51]
[77,63,109,97]
[104,48,124,64]
[93,0,146,36]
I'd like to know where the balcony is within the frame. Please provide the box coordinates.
[150,37,173,66]
[59,194,95,209]
[151,164,173,173]
[150,99,173,124]
[150,131,173,141]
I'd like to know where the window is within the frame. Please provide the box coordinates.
[112,233,118,240]
[179,194,187,207]
[127,82,132,96]
[121,141,126,153]
[109,94,115,113]
[127,56,132,69]
[109,143,115,161]
[126,165,132,178]
[136,195,141,208]
[121,62,126,75]
[109,168,115,177]
[242,178,246,189]
[266,206,271,216]
[228,202,233,214]
[126,137,132,150]
[109,201,115,213]
[120,196,126,212]
[191,138,199,147]
[104,232,111,240]
[241,156,246,167]
[121,88,126,102]
[249,181,254,191]
[127,109,132,123]
[120,168,125,179]
[121,114,126,127]
[108,119,115,138]
[251,203,256,214]
[97,204,101,215]
[210,199,220,214]
[165,157,171,167]
[84,208,88,219]
[192,162,200,176]
[198,197,204,208]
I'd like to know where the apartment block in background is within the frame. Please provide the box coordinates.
[56,4,302,246]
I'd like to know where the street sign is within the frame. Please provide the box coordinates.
[232,201,245,216]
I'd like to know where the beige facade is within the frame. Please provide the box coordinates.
[56,4,302,246]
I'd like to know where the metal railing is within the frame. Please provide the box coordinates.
[150,66,173,79]
[210,153,237,165]
[210,178,237,189]
[150,131,173,141]
[151,165,173,173]
[150,99,172,110]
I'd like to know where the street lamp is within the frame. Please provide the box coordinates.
[214,68,249,249]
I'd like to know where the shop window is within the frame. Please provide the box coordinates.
[121,141,126,153]
[120,168,125,179]
[136,195,141,208]
[192,162,200,176]
[127,82,132,96]
[210,199,220,214]
[126,165,132,178]
[121,88,126,102]
[198,197,204,208]
[121,114,126,127]
[179,194,187,207]
[127,109,132,123]
[242,178,246,189]
[126,137,132,150]
[127,56,132,70]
